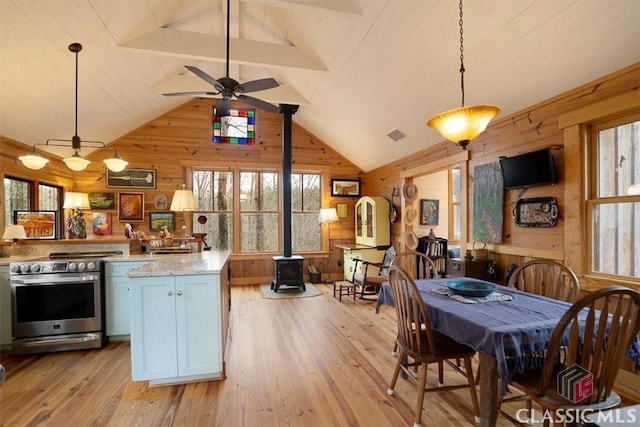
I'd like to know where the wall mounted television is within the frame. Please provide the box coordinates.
[499,147,557,190]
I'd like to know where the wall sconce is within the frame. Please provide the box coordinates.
[171,185,197,238]
[63,192,91,239]
[2,225,27,257]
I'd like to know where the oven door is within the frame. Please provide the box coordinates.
[10,273,102,339]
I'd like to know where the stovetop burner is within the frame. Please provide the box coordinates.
[49,251,123,259]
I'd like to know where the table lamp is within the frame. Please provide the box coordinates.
[63,192,91,239]
[171,185,197,238]
[2,224,27,257]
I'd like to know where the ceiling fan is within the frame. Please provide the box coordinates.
[164,0,281,117]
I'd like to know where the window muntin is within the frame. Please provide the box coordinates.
[588,114,640,279]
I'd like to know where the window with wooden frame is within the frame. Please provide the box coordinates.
[4,176,62,230]
[587,111,640,280]
[449,168,461,242]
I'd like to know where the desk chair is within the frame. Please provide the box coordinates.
[499,286,640,427]
[386,265,480,427]
[351,246,396,300]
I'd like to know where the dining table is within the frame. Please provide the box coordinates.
[376,278,640,427]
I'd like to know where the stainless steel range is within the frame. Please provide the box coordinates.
[9,251,120,354]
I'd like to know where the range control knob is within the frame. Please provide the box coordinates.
[67,262,77,271]
[20,264,30,273]
[87,261,96,270]
[9,264,20,273]
[30,264,41,272]
[78,262,87,271]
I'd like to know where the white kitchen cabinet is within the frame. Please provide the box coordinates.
[0,265,10,346]
[129,270,227,385]
[355,196,390,247]
[104,261,148,338]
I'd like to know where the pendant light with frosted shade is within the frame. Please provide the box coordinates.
[426,0,501,150]
[17,42,128,173]
[171,185,197,238]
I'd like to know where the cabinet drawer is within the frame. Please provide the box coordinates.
[105,262,148,277]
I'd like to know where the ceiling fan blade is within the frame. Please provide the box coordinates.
[185,65,225,91]
[215,97,231,117]
[238,95,281,114]
[163,91,218,97]
[236,78,280,94]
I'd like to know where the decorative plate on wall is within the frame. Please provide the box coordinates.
[513,197,558,227]
[154,194,168,210]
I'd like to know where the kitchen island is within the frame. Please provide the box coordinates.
[127,250,230,386]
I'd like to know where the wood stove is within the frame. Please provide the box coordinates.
[271,255,305,292]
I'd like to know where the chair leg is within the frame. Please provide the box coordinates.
[413,362,428,427]
[387,350,406,396]
[463,356,480,423]
[438,361,444,386]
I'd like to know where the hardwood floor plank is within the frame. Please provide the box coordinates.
[0,284,559,426]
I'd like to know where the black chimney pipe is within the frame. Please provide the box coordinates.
[280,104,299,257]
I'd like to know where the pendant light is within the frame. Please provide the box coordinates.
[18,42,128,172]
[426,0,501,150]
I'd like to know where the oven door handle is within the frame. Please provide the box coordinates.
[10,275,100,285]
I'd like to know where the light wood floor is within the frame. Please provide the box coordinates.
[1,284,537,426]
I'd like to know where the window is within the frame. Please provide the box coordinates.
[4,177,62,227]
[291,173,321,252]
[192,170,233,251]
[191,169,321,254]
[588,112,640,279]
[449,168,461,241]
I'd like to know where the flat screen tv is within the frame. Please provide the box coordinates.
[499,148,557,190]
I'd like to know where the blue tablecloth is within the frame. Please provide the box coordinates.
[377,278,640,394]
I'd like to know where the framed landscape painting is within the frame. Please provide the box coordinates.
[331,179,361,197]
[14,210,58,239]
[89,192,115,210]
[149,212,175,231]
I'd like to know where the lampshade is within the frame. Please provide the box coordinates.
[2,225,27,240]
[63,192,91,210]
[63,152,91,171]
[103,152,128,172]
[427,104,501,149]
[318,208,339,224]
[18,149,50,170]
[170,188,197,211]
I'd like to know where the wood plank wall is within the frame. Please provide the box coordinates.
[364,62,640,287]
[1,99,362,284]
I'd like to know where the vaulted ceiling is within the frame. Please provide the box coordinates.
[1,0,638,172]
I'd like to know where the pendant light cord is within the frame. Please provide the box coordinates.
[225,0,230,78]
[459,0,465,107]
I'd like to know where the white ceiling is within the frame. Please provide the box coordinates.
[1,0,639,172]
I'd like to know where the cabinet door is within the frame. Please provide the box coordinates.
[130,277,177,381]
[175,275,221,377]
[355,201,364,244]
[0,266,10,346]
[104,261,148,337]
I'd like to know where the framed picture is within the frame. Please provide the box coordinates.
[149,212,175,231]
[88,192,115,209]
[93,212,112,235]
[14,210,58,239]
[118,192,145,221]
[336,203,348,218]
[420,199,439,225]
[107,168,156,189]
[331,179,361,197]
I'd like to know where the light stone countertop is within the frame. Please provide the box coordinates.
[126,250,230,277]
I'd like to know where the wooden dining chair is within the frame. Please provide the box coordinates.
[507,259,581,303]
[386,265,480,427]
[499,286,640,427]
[351,246,396,300]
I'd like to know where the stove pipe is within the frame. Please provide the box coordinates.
[280,104,299,257]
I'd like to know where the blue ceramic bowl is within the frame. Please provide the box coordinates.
[446,279,496,297]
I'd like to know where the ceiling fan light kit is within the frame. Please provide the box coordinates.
[18,42,129,172]
[164,0,281,116]
[427,0,501,150]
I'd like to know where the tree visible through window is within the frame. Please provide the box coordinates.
[588,113,640,279]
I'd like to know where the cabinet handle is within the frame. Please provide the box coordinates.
[176,291,183,296]
[168,291,173,296]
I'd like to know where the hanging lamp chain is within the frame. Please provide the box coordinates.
[459,0,465,107]
[69,42,83,151]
